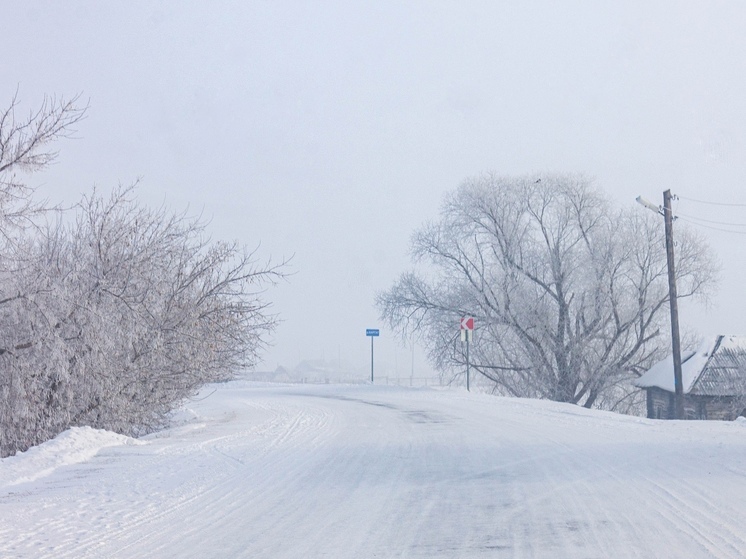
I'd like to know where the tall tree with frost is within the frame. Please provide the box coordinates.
[0,92,284,456]
[3,187,285,444]
[0,91,86,235]
[0,91,87,455]
[377,174,716,410]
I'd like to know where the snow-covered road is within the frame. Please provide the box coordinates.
[2,382,746,558]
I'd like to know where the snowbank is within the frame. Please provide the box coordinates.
[0,426,142,489]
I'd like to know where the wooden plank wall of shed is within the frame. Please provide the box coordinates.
[645,387,744,420]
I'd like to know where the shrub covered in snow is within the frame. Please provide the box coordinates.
[0,93,284,456]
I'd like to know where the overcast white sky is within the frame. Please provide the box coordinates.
[3,1,746,377]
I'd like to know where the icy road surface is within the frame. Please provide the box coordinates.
[2,382,746,558]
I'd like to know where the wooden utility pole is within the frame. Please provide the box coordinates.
[663,189,685,419]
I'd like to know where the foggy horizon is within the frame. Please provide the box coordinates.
[4,1,746,377]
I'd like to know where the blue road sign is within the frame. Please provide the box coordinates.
[366,329,380,337]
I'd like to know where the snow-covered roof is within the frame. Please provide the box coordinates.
[634,336,746,395]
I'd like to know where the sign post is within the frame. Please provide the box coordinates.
[366,329,380,383]
[460,317,474,391]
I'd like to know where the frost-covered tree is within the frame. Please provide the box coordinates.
[0,186,285,456]
[377,173,716,411]
[0,90,86,236]
[0,91,87,455]
[0,93,283,456]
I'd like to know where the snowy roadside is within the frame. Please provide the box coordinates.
[0,427,143,490]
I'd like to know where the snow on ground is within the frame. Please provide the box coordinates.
[1,381,746,558]
[0,427,142,488]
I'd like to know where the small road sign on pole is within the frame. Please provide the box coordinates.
[460,317,474,331]
[460,317,474,391]
[366,329,380,382]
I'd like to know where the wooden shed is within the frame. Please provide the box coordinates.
[634,335,746,420]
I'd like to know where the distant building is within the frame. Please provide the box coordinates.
[271,366,292,383]
[634,335,746,420]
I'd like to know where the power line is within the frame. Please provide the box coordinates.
[678,195,746,208]
[676,212,746,228]
[675,194,746,233]
[677,216,746,235]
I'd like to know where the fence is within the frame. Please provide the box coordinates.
[378,376,445,387]
[247,372,445,387]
